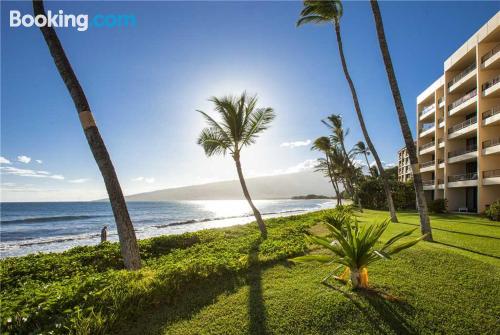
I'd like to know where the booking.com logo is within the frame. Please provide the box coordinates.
[10,10,136,32]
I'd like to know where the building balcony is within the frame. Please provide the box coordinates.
[438,97,445,109]
[419,141,435,155]
[420,160,435,172]
[448,146,477,163]
[482,138,500,155]
[419,103,435,121]
[482,106,500,126]
[447,172,478,188]
[438,117,445,128]
[483,169,500,185]
[448,62,476,93]
[419,123,435,138]
[481,44,500,70]
[423,179,435,190]
[447,116,477,139]
[438,158,445,169]
[448,89,477,116]
[438,138,445,148]
[437,179,445,189]
[482,75,500,98]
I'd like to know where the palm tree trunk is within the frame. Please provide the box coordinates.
[333,21,396,222]
[363,152,375,177]
[33,0,142,268]
[370,0,432,240]
[326,155,342,205]
[234,155,267,238]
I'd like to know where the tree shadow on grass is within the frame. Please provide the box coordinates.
[322,282,417,335]
[432,241,500,260]
[396,221,500,240]
[247,238,267,335]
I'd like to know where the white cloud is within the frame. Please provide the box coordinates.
[36,160,43,164]
[0,157,11,164]
[272,159,319,175]
[132,176,155,184]
[280,139,311,149]
[0,166,64,180]
[17,155,31,164]
[68,178,89,184]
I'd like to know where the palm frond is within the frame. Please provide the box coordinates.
[197,127,231,157]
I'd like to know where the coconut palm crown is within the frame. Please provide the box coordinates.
[296,0,343,27]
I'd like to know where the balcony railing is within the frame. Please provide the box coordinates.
[420,123,434,133]
[420,160,435,168]
[482,75,500,91]
[447,62,476,88]
[419,104,435,116]
[448,172,478,183]
[483,169,500,178]
[448,146,477,158]
[448,116,477,134]
[419,141,435,151]
[483,138,500,149]
[481,44,500,64]
[448,89,477,111]
[422,180,434,186]
[438,97,444,105]
[482,106,500,120]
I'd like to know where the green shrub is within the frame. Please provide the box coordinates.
[428,199,447,213]
[358,178,415,210]
[485,200,500,221]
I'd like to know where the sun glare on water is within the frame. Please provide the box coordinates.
[194,200,257,218]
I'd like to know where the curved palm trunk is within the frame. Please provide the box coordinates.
[333,21,396,222]
[33,0,141,268]
[370,0,432,240]
[326,155,342,205]
[363,152,375,177]
[234,155,267,238]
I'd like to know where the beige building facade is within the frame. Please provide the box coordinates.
[416,12,500,213]
[398,146,413,182]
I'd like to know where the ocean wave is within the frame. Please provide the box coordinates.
[1,215,105,225]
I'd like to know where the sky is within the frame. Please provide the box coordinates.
[1,1,499,202]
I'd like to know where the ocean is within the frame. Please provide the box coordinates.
[0,199,335,258]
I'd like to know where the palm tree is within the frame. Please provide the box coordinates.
[312,137,342,204]
[297,1,398,223]
[321,115,362,211]
[292,218,426,289]
[353,141,375,177]
[369,0,432,241]
[197,93,275,238]
[32,0,141,269]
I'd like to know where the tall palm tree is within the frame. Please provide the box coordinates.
[312,137,342,204]
[32,0,141,269]
[353,141,374,177]
[297,1,398,223]
[197,93,275,238]
[369,0,432,241]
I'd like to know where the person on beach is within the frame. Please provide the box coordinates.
[101,225,108,243]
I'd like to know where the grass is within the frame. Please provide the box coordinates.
[1,209,499,334]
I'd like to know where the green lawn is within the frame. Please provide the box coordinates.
[116,210,499,335]
[2,210,499,334]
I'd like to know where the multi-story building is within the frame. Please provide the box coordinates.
[398,146,413,182]
[416,12,500,213]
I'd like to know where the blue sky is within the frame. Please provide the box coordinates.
[1,1,498,201]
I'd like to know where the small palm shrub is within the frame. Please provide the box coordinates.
[428,199,447,214]
[292,219,426,289]
[485,200,500,221]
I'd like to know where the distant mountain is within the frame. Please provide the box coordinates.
[125,171,335,201]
